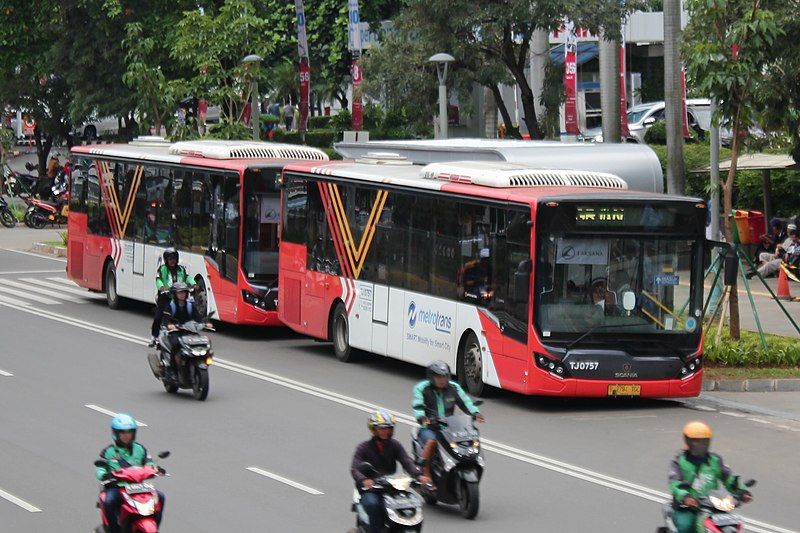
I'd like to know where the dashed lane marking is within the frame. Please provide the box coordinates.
[246,467,324,495]
[0,486,42,512]
[84,404,148,427]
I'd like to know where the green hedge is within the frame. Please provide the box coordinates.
[704,327,800,367]
[307,115,332,129]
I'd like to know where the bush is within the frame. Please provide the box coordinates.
[304,129,337,149]
[307,115,332,129]
[330,110,352,132]
[270,130,302,144]
[207,120,251,140]
[704,327,800,367]
[644,120,667,144]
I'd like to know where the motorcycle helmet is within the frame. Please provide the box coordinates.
[111,413,137,445]
[426,360,451,383]
[171,281,190,297]
[163,247,179,264]
[683,420,712,457]
[367,409,397,435]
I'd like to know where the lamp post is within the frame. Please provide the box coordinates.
[242,54,263,141]
[428,53,454,139]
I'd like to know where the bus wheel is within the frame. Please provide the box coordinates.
[458,331,484,396]
[105,262,122,310]
[331,302,355,362]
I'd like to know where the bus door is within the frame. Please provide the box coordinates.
[207,173,241,319]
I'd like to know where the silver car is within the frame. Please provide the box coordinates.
[584,99,711,143]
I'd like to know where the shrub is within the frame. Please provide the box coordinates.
[330,110,352,132]
[307,115,332,129]
[207,120,251,140]
[703,327,800,367]
[58,230,67,246]
[270,130,303,144]
[644,120,667,144]
[304,129,337,149]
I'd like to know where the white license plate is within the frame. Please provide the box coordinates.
[125,483,154,494]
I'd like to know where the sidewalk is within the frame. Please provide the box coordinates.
[697,390,800,423]
[0,226,63,250]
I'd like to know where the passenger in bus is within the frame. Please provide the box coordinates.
[460,248,493,304]
[149,248,196,346]
[589,278,617,313]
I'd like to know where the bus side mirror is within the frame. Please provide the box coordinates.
[514,260,532,303]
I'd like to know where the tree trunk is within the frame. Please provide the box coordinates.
[483,86,498,138]
[530,29,550,126]
[724,109,745,340]
[600,33,621,143]
[506,63,543,139]
[664,0,685,194]
[489,84,519,138]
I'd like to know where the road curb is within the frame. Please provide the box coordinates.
[31,242,66,258]
[703,377,800,392]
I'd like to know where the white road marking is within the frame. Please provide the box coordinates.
[1,248,66,262]
[691,405,717,412]
[20,277,103,298]
[0,369,13,377]
[246,467,324,495]
[0,281,60,304]
[0,300,793,533]
[720,411,748,418]
[84,404,148,427]
[0,278,83,302]
[0,269,65,275]
[0,486,42,512]
[0,294,32,307]
[748,417,771,425]
[45,277,79,285]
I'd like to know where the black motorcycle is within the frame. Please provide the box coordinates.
[148,319,214,401]
[352,462,424,532]
[0,195,16,227]
[411,406,484,519]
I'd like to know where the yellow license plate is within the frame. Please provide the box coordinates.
[607,384,641,396]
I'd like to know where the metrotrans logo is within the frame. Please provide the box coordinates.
[408,301,452,333]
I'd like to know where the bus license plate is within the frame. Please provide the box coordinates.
[607,384,641,396]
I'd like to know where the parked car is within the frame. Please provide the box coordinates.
[584,99,711,143]
[72,116,120,141]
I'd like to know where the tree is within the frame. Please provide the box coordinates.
[684,0,783,339]
[663,0,685,194]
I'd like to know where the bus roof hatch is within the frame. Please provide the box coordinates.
[169,140,329,161]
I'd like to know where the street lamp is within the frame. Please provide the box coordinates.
[242,54,263,141]
[428,53,454,139]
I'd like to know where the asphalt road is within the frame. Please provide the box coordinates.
[0,248,797,532]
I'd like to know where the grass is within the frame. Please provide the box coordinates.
[42,240,65,247]
[704,366,800,380]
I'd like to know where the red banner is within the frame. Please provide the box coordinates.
[680,66,690,137]
[299,60,310,133]
[619,40,630,138]
[563,21,580,135]
[351,59,363,131]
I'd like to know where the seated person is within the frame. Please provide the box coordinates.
[589,278,617,313]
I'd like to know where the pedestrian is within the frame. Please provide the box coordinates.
[283,101,295,131]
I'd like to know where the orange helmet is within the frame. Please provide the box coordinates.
[683,421,712,440]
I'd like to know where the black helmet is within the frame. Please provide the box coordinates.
[426,360,451,382]
[171,281,190,295]
[163,247,178,263]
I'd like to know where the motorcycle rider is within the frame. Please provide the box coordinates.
[351,409,431,533]
[412,360,485,481]
[149,248,195,346]
[160,281,210,379]
[96,413,165,533]
[668,421,753,533]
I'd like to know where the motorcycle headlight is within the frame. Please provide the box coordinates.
[190,347,209,356]
[385,507,422,526]
[709,494,736,512]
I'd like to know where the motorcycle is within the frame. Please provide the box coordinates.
[352,462,424,532]
[0,195,16,227]
[658,480,756,533]
[24,190,69,228]
[148,318,214,401]
[94,451,170,533]
[411,404,484,519]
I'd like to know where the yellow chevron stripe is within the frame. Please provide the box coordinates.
[352,191,388,277]
[328,183,358,269]
[98,161,123,238]
[118,165,143,238]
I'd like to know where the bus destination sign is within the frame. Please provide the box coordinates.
[576,206,625,226]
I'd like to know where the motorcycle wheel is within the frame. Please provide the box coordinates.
[31,212,47,229]
[0,208,16,228]
[192,367,209,401]
[422,492,438,505]
[163,380,178,394]
[458,480,479,519]
[23,211,35,228]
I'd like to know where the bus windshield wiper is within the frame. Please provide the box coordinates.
[565,323,638,351]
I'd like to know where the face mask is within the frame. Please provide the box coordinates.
[688,440,710,457]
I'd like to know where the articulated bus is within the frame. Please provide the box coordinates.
[67,138,328,325]
[278,148,707,398]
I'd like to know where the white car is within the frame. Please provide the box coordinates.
[584,99,711,143]
[72,116,120,141]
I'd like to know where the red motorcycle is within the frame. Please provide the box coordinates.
[94,452,169,533]
[24,191,69,228]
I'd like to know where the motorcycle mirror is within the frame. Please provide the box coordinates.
[473,400,484,407]
[94,460,107,467]
[157,451,170,459]
[744,479,756,487]
[207,310,217,319]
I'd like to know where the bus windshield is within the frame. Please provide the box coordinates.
[242,168,280,284]
[535,201,705,345]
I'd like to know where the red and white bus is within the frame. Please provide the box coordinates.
[278,149,707,398]
[67,138,328,326]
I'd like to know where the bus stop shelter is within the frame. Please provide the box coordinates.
[695,152,800,223]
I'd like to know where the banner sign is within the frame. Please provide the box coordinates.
[295,0,310,133]
[351,60,363,131]
[563,20,580,135]
[347,0,362,52]
[556,238,609,265]
[681,66,690,137]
